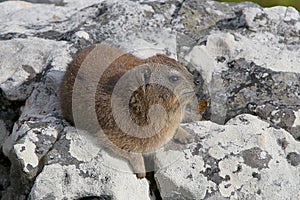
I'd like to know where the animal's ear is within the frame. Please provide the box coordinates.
[143,54,187,72]
[144,54,182,69]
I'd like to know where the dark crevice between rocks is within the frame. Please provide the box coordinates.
[143,154,162,199]
[0,151,11,199]
[0,87,25,199]
[0,90,25,133]
[2,151,32,200]
[216,10,248,30]
[34,29,92,52]
[146,171,162,200]
[0,33,28,40]
[30,59,54,85]
[76,196,112,200]
[34,30,67,41]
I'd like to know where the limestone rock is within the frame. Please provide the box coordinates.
[186,30,300,138]
[1,0,300,199]
[29,128,151,200]
[155,114,300,199]
[0,38,72,100]
[1,69,151,199]
[1,71,65,199]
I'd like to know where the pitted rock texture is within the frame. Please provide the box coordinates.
[155,114,300,199]
[0,38,72,100]
[0,0,300,199]
[186,31,300,137]
[29,128,151,200]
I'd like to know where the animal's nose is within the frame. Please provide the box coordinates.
[194,77,202,85]
[197,99,208,112]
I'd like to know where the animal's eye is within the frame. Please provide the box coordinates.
[169,75,181,83]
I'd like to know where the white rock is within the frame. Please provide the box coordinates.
[187,31,300,84]
[231,32,300,73]
[0,0,104,34]
[292,109,300,127]
[29,163,150,200]
[117,29,177,60]
[74,31,90,40]
[155,114,300,199]
[155,150,210,199]
[186,45,216,84]
[13,137,39,173]
[66,128,100,163]
[0,38,71,100]
[29,127,151,200]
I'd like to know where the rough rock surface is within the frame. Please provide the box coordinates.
[0,0,299,199]
[155,114,300,199]
[0,38,72,100]
[29,127,151,200]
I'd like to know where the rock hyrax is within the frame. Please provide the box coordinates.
[60,44,198,178]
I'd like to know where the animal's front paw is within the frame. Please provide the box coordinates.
[136,172,146,179]
[174,127,194,144]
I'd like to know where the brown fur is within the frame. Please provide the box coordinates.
[60,44,195,178]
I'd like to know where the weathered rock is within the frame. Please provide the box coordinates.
[1,69,151,199]
[0,0,102,36]
[0,0,300,199]
[0,37,72,100]
[28,127,151,200]
[1,71,65,199]
[186,30,300,138]
[244,6,300,41]
[155,114,300,199]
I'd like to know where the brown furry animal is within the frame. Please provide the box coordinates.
[60,44,196,178]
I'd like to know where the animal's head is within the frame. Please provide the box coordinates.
[115,54,195,111]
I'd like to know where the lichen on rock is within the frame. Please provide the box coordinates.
[0,0,300,199]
